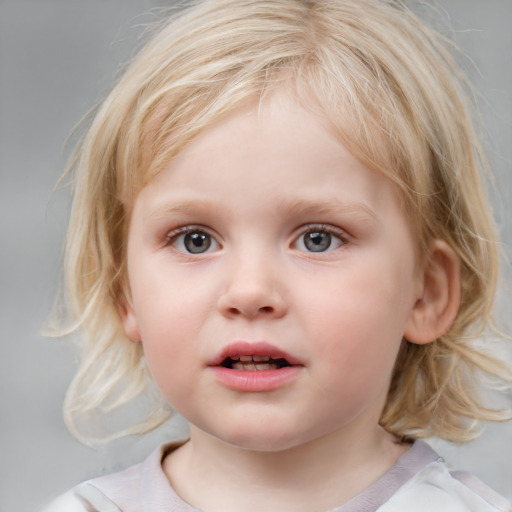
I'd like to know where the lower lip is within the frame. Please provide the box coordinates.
[209,366,302,392]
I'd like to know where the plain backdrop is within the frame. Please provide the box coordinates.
[1,1,511,511]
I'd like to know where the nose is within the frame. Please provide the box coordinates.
[217,252,287,320]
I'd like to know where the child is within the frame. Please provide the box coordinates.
[44,0,512,510]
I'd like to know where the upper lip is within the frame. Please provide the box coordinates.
[208,341,302,367]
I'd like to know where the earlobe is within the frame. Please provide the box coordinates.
[119,299,142,343]
[404,240,461,345]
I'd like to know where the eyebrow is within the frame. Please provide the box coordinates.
[148,199,224,219]
[148,197,379,225]
[277,197,378,223]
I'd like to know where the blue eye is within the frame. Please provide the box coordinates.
[169,229,219,254]
[295,228,344,253]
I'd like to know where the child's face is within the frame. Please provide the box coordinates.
[122,91,424,451]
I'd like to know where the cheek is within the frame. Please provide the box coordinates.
[140,323,199,407]
[130,296,195,393]
[301,259,412,377]
[131,260,213,336]
[131,281,224,399]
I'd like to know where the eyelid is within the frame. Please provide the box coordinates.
[294,223,349,241]
[165,225,221,252]
[291,223,349,252]
[166,224,215,237]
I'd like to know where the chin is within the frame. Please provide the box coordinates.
[208,423,320,453]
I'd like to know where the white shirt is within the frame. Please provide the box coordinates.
[42,440,512,512]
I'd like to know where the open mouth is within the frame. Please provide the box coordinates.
[210,343,301,391]
[221,355,292,371]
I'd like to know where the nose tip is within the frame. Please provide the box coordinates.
[221,302,283,319]
[217,274,287,320]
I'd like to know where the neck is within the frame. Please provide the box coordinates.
[164,424,407,512]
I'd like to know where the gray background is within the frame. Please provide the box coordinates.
[1,1,511,511]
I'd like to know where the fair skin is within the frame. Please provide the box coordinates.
[121,91,460,512]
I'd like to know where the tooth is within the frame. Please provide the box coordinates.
[256,363,277,370]
[253,356,270,362]
[230,361,281,371]
[239,355,252,362]
[232,361,257,370]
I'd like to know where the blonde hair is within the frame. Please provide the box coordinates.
[53,0,511,444]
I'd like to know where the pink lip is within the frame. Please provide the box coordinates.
[207,341,302,366]
[207,341,304,392]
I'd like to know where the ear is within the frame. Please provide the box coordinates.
[119,298,142,343]
[404,240,461,345]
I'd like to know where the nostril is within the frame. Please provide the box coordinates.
[227,305,274,316]
[218,289,287,319]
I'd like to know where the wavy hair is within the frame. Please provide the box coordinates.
[50,0,511,444]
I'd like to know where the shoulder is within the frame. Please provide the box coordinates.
[40,482,122,512]
[40,442,192,512]
[379,442,512,512]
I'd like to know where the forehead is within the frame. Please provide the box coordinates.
[133,91,405,231]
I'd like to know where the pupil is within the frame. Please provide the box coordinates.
[184,232,211,253]
[305,231,331,252]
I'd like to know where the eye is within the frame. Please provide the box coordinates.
[294,227,345,253]
[168,228,220,254]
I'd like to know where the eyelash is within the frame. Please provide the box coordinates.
[292,224,348,253]
[165,224,348,255]
[166,226,220,255]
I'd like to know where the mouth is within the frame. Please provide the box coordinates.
[209,341,302,370]
[221,355,292,371]
[209,342,302,392]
